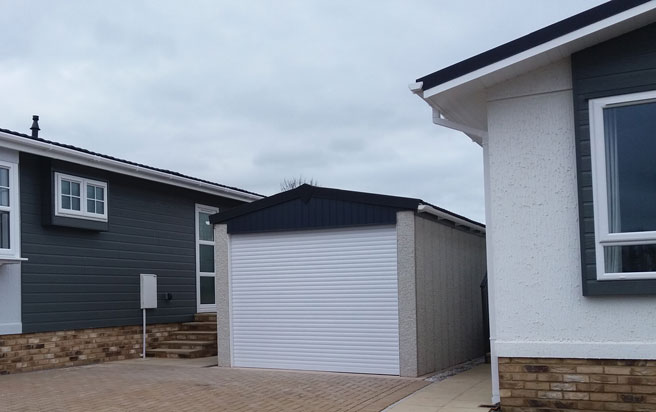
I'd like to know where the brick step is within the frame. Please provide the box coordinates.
[154,340,216,350]
[145,348,215,359]
[181,322,217,331]
[170,331,217,341]
[194,313,217,323]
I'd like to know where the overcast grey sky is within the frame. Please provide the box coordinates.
[0,0,606,222]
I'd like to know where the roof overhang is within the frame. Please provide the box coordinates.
[412,1,656,145]
[0,130,262,202]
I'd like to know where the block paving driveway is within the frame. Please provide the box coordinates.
[0,358,429,411]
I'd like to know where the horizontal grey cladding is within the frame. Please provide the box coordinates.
[572,22,656,295]
[226,197,400,234]
[20,153,244,333]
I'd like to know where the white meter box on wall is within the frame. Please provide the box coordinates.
[140,274,157,309]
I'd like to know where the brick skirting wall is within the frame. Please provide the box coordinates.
[0,323,182,375]
[499,357,656,411]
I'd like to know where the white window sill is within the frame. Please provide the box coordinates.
[0,257,28,265]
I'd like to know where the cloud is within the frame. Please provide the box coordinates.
[0,0,607,222]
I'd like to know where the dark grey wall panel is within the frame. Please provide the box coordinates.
[226,197,399,234]
[20,153,244,332]
[572,22,656,295]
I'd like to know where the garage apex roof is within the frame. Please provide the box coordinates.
[209,184,485,231]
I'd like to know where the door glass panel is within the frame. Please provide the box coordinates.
[198,212,213,241]
[0,168,9,188]
[0,188,8,207]
[0,211,9,249]
[199,244,214,273]
[200,276,215,305]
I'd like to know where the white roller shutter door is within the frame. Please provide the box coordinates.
[230,225,399,375]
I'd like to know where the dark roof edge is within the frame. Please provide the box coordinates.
[0,126,262,198]
[210,184,485,230]
[416,0,652,91]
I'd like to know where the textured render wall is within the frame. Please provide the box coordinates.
[414,215,486,376]
[214,224,231,367]
[396,211,418,377]
[486,57,656,359]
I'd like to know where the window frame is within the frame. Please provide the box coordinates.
[589,90,656,280]
[54,172,108,222]
[0,160,20,258]
[196,203,219,312]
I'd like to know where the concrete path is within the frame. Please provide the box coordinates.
[384,364,492,412]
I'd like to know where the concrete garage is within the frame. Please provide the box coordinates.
[210,185,486,377]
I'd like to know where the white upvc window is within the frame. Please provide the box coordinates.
[55,172,108,222]
[589,90,656,280]
[0,160,20,258]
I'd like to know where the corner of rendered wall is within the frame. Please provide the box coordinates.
[214,223,231,367]
[396,210,418,377]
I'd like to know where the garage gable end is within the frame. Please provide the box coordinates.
[226,197,402,234]
[211,184,421,234]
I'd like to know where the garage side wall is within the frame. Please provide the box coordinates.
[414,214,486,376]
[214,223,231,367]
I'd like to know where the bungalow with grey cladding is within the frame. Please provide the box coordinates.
[210,184,487,377]
[0,117,261,374]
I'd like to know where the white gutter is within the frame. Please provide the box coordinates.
[417,204,485,233]
[0,131,262,203]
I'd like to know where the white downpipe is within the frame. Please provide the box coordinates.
[142,309,146,359]
[482,135,500,404]
[416,204,485,233]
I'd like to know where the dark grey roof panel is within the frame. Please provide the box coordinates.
[416,0,652,91]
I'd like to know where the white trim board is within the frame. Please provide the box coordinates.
[495,340,656,360]
[0,322,22,335]
[0,131,261,203]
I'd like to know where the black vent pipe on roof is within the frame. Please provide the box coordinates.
[30,115,40,138]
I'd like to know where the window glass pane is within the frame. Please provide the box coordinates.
[200,276,215,305]
[71,197,81,211]
[87,199,95,213]
[87,185,95,200]
[0,188,9,207]
[96,201,104,215]
[198,212,213,241]
[96,187,104,201]
[199,244,214,272]
[0,168,8,188]
[61,180,70,195]
[0,211,9,249]
[605,244,656,273]
[62,195,71,209]
[604,101,656,233]
[71,182,80,197]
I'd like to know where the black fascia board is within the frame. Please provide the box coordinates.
[209,184,422,224]
[0,127,262,198]
[416,0,651,91]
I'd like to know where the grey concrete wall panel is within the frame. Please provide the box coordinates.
[396,211,418,377]
[214,224,231,367]
[413,214,487,376]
